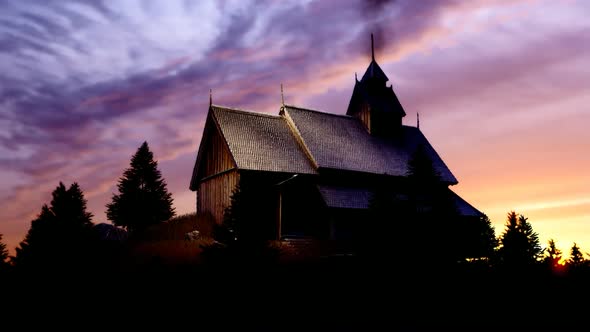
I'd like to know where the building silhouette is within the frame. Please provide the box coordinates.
[189,35,482,246]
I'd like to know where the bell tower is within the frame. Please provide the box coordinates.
[346,34,406,136]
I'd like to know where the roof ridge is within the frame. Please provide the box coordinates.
[284,104,353,119]
[211,104,280,119]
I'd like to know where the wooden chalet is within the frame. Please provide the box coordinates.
[189,36,482,245]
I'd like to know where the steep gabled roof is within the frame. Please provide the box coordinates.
[283,105,457,184]
[209,105,317,175]
[191,103,458,189]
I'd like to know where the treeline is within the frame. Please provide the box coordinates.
[0,141,176,274]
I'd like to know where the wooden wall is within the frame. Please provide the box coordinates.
[198,118,235,179]
[198,169,239,225]
[196,117,239,224]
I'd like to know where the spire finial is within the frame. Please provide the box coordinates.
[417,112,420,129]
[355,72,357,81]
[280,83,285,106]
[371,33,375,61]
[209,88,212,106]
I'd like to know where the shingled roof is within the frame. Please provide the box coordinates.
[317,185,482,217]
[282,105,457,184]
[318,185,373,210]
[210,105,317,175]
[190,104,478,214]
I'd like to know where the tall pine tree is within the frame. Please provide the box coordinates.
[463,214,498,262]
[203,179,278,264]
[518,214,543,261]
[407,143,442,187]
[13,182,95,270]
[543,239,562,271]
[107,141,175,234]
[567,243,586,270]
[365,182,414,263]
[0,233,9,271]
[497,211,542,269]
[406,143,460,265]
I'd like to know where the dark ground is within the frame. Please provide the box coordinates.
[1,260,588,332]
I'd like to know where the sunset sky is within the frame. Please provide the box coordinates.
[1,0,588,257]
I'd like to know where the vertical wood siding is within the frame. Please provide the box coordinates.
[196,118,239,224]
[201,119,235,178]
[198,170,239,224]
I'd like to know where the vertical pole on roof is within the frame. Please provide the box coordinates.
[280,83,285,107]
[417,112,420,129]
[209,88,212,107]
[371,33,375,61]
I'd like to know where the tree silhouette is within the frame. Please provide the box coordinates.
[497,211,542,269]
[0,234,9,271]
[407,143,441,186]
[107,141,175,235]
[543,239,562,272]
[204,180,277,264]
[519,214,542,260]
[365,184,414,263]
[406,143,461,265]
[212,182,246,246]
[13,182,95,270]
[567,243,586,271]
[464,214,498,263]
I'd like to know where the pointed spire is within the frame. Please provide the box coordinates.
[280,83,285,106]
[417,112,420,129]
[360,33,388,83]
[209,88,212,106]
[355,72,358,81]
[371,33,375,61]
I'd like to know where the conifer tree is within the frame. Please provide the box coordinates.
[107,141,175,234]
[464,214,498,262]
[368,183,410,259]
[213,183,244,246]
[407,143,441,186]
[407,143,460,265]
[497,211,542,268]
[0,234,9,270]
[205,179,277,264]
[215,181,269,246]
[543,239,562,271]
[567,243,586,269]
[13,182,95,269]
[518,214,543,261]
[366,184,413,261]
[480,214,498,256]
